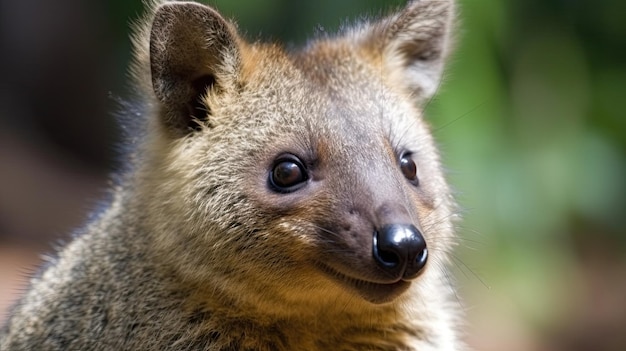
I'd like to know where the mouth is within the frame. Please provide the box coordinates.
[316,262,411,304]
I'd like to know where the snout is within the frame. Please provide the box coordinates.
[373,224,428,280]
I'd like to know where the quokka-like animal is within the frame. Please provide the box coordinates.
[1,0,466,350]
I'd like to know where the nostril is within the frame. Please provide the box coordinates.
[415,247,428,269]
[372,232,400,268]
[405,235,428,280]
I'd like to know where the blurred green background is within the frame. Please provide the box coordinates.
[0,0,624,350]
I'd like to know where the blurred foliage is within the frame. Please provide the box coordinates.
[97,0,626,348]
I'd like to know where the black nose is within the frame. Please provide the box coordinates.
[373,224,428,280]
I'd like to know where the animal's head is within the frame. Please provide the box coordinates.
[135,0,457,314]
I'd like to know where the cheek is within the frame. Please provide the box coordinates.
[256,182,348,263]
[271,215,319,252]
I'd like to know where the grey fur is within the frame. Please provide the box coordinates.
[1,1,465,350]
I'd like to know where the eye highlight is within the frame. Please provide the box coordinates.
[269,155,309,193]
[400,153,419,186]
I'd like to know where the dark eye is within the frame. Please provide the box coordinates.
[269,155,308,193]
[400,154,419,186]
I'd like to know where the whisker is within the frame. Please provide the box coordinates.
[439,261,463,309]
[448,253,490,290]
[433,236,484,245]
[310,223,341,238]
[432,100,489,134]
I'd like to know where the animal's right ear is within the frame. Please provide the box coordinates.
[149,2,240,135]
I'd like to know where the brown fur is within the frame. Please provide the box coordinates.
[1,1,465,350]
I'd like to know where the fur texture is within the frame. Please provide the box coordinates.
[1,1,465,350]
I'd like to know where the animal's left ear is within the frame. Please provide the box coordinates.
[363,0,455,102]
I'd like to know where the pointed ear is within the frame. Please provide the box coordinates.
[365,0,455,102]
[149,2,240,134]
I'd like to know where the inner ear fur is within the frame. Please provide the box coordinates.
[365,0,455,102]
[150,2,240,134]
